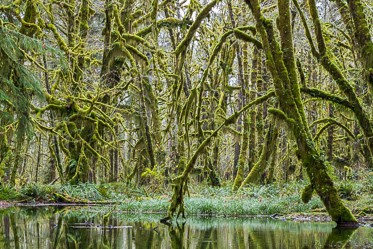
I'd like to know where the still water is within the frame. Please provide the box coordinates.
[0,205,372,248]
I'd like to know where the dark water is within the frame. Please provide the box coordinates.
[0,206,372,249]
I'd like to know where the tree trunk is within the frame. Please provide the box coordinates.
[239,121,278,188]
[244,0,358,226]
[295,0,373,168]
[232,112,249,191]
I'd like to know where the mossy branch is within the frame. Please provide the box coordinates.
[307,0,327,55]
[121,44,137,68]
[292,0,319,57]
[137,18,192,36]
[236,25,257,34]
[174,0,219,56]
[113,3,125,34]
[0,5,11,11]
[125,44,149,65]
[268,108,295,125]
[180,88,197,157]
[312,118,355,141]
[301,87,354,110]
[46,24,69,53]
[234,29,262,49]
[346,0,373,90]
[296,59,306,86]
[165,90,275,220]
[122,34,154,49]
[197,30,234,90]
[237,90,275,117]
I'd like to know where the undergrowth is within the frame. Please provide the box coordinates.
[0,175,371,217]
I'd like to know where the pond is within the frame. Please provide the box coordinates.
[0,205,372,248]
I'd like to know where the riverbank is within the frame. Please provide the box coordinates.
[1,178,372,225]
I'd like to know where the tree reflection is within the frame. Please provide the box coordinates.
[0,207,371,249]
[323,227,357,249]
[162,220,186,249]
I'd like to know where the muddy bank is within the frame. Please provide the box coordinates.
[277,213,373,227]
[0,201,12,208]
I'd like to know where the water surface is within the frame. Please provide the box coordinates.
[0,206,372,248]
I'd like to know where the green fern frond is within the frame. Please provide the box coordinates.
[0,26,66,145]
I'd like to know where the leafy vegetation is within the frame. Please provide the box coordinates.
[1,172,371,219]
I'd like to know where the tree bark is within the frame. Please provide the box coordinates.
[243,0,358,226]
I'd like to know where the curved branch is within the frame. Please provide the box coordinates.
[233,29,262,49]
[174,0,219,56]
[313,118,355,141]
[301,87,354,110]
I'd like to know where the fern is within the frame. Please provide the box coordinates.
[0,26,65,144]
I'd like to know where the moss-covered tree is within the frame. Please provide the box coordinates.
[243,0,358,226]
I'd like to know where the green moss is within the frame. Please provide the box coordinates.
[300,87,354,109]
[301,184,314,204]
[268,108,295,125]
[232,113,249,191]
[233,29,262,49]
[174,0,218,56]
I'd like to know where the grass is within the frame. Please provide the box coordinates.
[183,182,324,216]
[0,174,372,218]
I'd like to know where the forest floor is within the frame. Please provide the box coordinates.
[0,177,372,225]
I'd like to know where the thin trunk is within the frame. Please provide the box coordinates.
[249,47,259,169]
[228,0,245,178]
[43,52,62,182]
[35,134,42,183]
[327,103,334,162]
[266,135,278,184]
[239,121,278,188]
[232,112,249,191]
[210,137,222,187]
[255,48,264,148]
[140,79,156,170]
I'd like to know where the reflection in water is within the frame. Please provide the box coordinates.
[0,206,371,248]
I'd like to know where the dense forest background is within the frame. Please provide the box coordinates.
[0,0,372,224]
